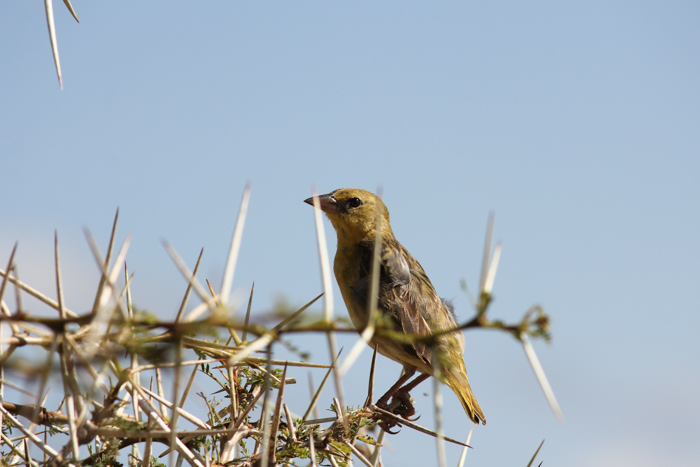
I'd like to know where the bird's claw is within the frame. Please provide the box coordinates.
[378,420,401,434]
[371,409,402,434]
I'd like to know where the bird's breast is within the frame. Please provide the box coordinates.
[333,244,374,330]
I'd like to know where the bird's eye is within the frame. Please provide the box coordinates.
[347,197,362,208]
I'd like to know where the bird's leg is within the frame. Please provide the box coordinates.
[389,373,431,420]
[375,367,431,421]
[376,367,416,410]
[398,372,431,394]
[372,367,417,433]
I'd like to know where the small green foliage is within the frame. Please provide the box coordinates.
[152,457,167,467]
[2,417,17,436]
[87,438,122,467]
[526,306,551,342]
[275,439,311,464]
[238,438,250,457]
[239,366,284,390]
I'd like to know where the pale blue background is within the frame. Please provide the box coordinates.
[1,2,699,466]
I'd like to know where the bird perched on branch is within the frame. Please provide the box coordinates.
[304,188,486,425]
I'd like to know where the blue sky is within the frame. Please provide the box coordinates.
[1,2,699,466]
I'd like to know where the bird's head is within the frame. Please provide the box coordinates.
[304,188,393,243]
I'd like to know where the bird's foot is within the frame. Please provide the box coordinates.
[370,407,402,434]
[376,390,419,421]
[390,390,420,420]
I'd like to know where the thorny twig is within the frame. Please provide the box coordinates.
[0,199,558,466]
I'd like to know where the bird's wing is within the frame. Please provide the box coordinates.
[386,243,443,364]
[351,240,441,366]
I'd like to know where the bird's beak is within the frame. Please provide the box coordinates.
[304,193,338,214]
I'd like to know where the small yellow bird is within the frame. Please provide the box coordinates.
[305,188,486,425]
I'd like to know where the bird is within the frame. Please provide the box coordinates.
[304,188,486,425]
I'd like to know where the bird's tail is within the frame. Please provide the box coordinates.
[445,361,486,425]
